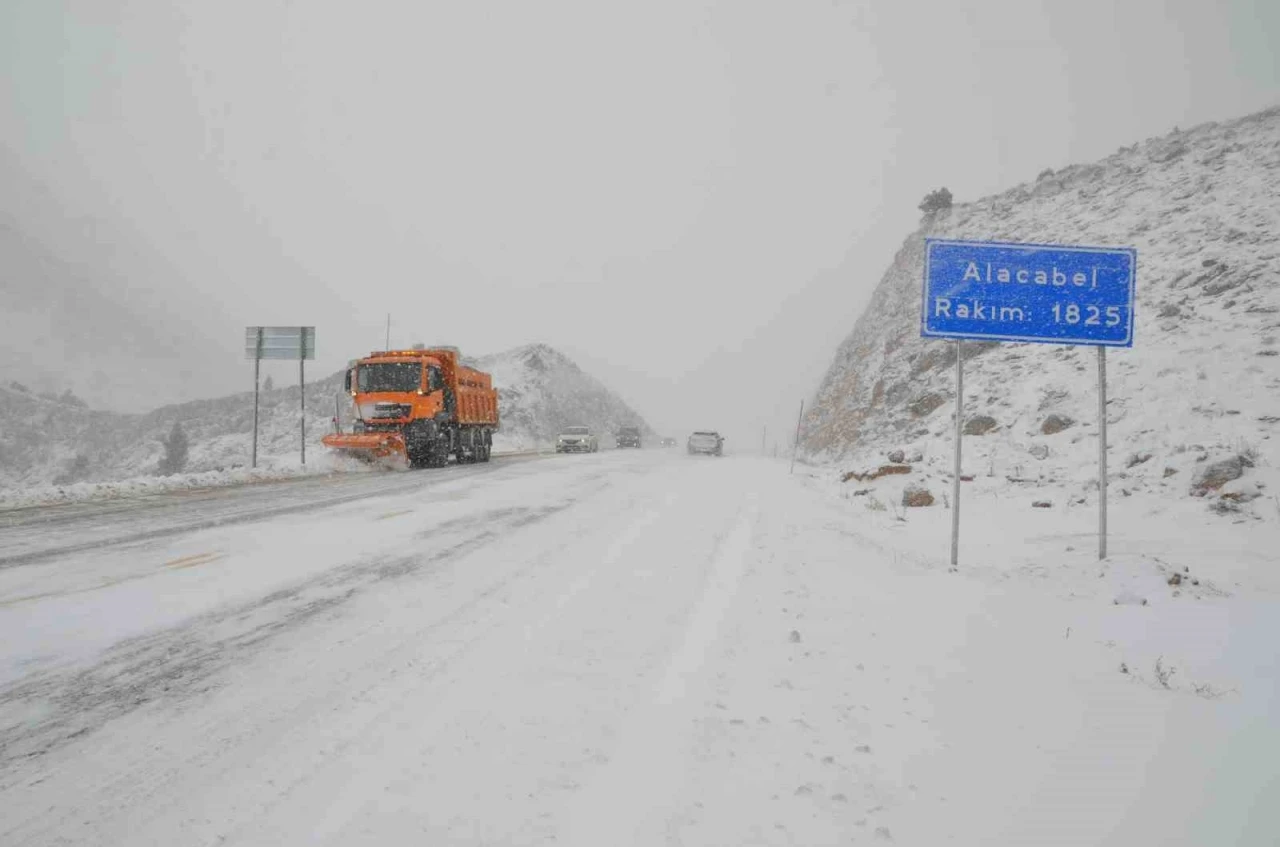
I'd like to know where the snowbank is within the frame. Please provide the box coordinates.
[0,452,377,510]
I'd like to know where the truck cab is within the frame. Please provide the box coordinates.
[325,347,498,468]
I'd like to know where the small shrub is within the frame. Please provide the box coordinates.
[1154,657,1176,689]
[158,420,190,476]
[918,187,953,215]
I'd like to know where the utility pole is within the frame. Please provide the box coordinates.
[385,314,391,350]
[789,399,804,474]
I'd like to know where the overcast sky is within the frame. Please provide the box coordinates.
[2,0,1277,443]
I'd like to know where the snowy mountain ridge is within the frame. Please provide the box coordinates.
[801,105,1280,517]
[0,342,652,495]
[468,343,654,449]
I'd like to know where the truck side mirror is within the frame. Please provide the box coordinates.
[343,369,352,393]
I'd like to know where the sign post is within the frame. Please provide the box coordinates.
[1098,347,1108,559]
[251,328,264,468]
[951,341,963,567]
[245,326,316,469]
[922,239,1135,564]
[299,327,308,466]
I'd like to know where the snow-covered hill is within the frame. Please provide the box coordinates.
[470,343,654,450]
[802,105,1280,519]
[0,343,652,497]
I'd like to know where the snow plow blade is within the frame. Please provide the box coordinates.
[321,432,406,461]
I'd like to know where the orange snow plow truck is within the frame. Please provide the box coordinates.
[322,346,498,468]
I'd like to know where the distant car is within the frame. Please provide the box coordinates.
[556,425,598,453]
[660,437,677,448]
[616,426,642,448]
[687,431,724,456]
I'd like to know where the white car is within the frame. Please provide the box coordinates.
[556,425,599,453]
[687,431,724,456]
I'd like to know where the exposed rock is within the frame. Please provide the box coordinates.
[1028,443,1050,460]
[1163,467,1178,477]
[788,630,802,643]
[1040,414,1075,435]
[1168,572,1183,586]
[902,485,935,507]
[1158,303,1182,317]
[909,392,947,418]
[963,415,998,436]
[1127,452,1153,468]
[843,464,912,483]
[1032,500,1053,509]
[1191,454,1252,495]
[887,449,906,463]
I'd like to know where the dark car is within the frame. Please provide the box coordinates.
[660,437,677,448]
[616,426,642,448]
[687,431,724,456]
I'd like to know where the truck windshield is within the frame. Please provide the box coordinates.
[357,362,421,393]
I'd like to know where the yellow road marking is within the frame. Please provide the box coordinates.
[375,509,413,521]
[0,551,227,607]
[162,551,223,570]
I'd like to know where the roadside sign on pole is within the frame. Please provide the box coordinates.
[245,326,316,469]
[244,326,316,360]
[922,240,1135,346]
[921,239,1136,565]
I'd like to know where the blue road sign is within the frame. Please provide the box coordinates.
[922,239,1136,346]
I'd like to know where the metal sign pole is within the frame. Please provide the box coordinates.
[789,399,804,474]
[299,327,307,466]
[1098,346,1108,560]
[252,327,263,469]
[952,341,964,567]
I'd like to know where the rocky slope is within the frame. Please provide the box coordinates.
[802,105,1280,515]
[0,343,652,491]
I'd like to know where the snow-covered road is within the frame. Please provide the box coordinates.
[1,451,1276,845]
[0,453,546,566]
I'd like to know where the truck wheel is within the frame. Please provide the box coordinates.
[426,438,450,468]
[404,421,432,469]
